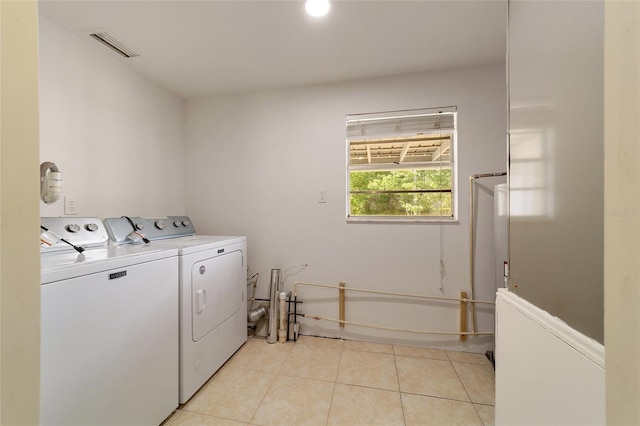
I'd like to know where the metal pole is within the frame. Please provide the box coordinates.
[267,269,281,344]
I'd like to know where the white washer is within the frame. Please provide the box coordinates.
[104,217,247,403]
[40,218,179,426]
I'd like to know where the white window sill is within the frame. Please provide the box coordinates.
[346,216,459,224]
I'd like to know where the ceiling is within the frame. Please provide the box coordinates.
[38,0,507,100]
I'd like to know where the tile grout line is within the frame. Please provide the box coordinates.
[247,340,293,425]
[450,359,487,424]
[472,404,488,426]
[324,346,345,426]
[399,390,482,404]
[179,407,247,425]
[451,360,496,405]
[393,349,408,425]
[450,360,474,402]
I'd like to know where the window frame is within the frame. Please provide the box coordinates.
[345,107,459,223]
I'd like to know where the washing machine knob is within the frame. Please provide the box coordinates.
[182,220,190,227]
[173,221,181,227]
[66,224,81,233]
[85,223,99,232]
[155,220,166,230]
[135,223,144,230]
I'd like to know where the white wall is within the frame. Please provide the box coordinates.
[495,290,605,425]
[185,65,506,352]
[507,0,604,343]
[38,16,186,218]
[495,2,607,423]
[37,13,506,353]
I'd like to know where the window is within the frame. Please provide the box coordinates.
[346,106,457,222]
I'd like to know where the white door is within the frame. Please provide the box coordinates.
[191,250,243,341]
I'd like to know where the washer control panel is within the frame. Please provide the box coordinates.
[103,216,196,243]
[41,217,109,251]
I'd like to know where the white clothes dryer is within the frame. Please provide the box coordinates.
[40,217,179,425]
[104,216,247,403]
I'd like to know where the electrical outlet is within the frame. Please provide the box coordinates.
[64,196,78,215]
[318,189,327,203]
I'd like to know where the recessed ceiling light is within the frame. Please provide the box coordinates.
[305,0,330,17]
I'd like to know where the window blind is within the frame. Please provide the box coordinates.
[347,106,456,140]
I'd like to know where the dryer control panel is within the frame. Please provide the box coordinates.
[104,216,196,243]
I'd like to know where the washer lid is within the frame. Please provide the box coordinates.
[41,244,178,284]
[151,235,246,255]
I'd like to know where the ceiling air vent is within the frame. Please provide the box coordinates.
[89,32,139,58]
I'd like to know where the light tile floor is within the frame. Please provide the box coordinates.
[165,335,495,426]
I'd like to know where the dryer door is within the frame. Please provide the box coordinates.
[191,250,243,341]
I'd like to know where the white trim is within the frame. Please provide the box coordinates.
[349,162,453,172]
[346,107,458,221]
[496,288,604,368]
[346,216,458,224]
